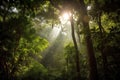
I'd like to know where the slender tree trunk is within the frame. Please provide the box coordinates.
[70,14,81,80]
[78,0,98,80]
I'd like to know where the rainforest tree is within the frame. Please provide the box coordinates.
[0,0,120,80]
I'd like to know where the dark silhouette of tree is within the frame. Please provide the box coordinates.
[70,13,81,80]
[78,0,98,80]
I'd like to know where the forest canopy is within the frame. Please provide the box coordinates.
[0,0,120,80]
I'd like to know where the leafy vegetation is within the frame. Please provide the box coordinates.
[0,0,120,80]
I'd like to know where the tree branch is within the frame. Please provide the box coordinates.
[49,0,61,11]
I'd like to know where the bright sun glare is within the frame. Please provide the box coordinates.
[59,12,71,24]
[63,13,70,20]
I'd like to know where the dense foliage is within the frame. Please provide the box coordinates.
[0,0,120,80]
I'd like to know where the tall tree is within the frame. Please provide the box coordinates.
[70,13,81,80]
[78,0,98,80]
[89,0,120,79]
[49,0,98,80]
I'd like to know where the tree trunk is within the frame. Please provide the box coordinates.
[70,14,81,80]
[78,0,98,80]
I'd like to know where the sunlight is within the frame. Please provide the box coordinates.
[59,12,71,24]
[11,7,18,13]
[87,5,91,10]
[63,13,70,20]
[49,25,61,43]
